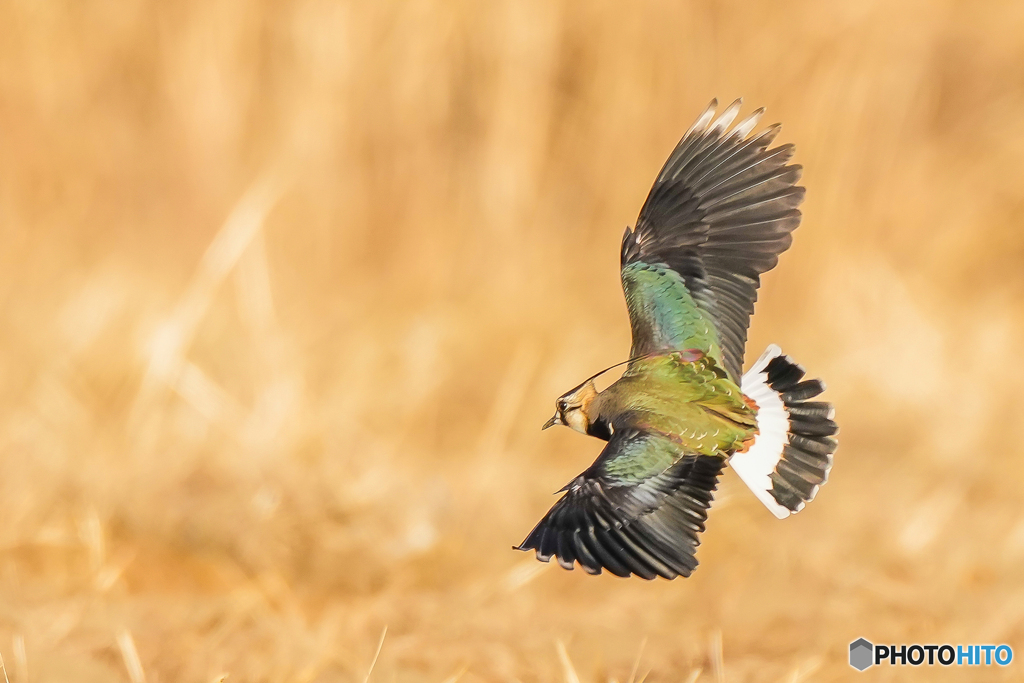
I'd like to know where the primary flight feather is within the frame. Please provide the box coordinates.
[516,99,838,580]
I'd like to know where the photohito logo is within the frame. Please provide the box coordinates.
[849,638,1013,671]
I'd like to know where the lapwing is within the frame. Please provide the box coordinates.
[516,99,838,579]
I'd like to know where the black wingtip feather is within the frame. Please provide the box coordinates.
[516,452,725,580]
[623,101,805,381]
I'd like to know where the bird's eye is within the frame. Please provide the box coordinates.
[557,399,567,411]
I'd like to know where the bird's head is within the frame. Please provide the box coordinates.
[543,379,598,435]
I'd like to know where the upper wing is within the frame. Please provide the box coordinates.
[621,99,805,380]
[515,428,725,579]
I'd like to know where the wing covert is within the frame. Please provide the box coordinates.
[621,99,805,380]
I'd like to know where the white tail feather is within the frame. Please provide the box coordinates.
[732,344,792,519]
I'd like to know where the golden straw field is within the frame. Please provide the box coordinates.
[2,0,1024,680]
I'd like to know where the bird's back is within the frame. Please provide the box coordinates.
[596,352,757,457]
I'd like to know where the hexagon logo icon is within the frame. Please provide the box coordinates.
[849,638,873,671]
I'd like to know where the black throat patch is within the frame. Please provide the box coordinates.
[586,416,613,441]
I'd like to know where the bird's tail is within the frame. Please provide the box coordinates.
[731,345,838,519]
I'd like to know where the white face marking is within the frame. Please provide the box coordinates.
[564,408,588,435]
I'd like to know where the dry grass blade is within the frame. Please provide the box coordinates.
[556,640,581,683]
[130,175,284,429]
[117,630,146,683]
[362,626,388,683]
[437,664,469,683]
[502,558,548,592]
[710,631,724,683]
[783,657,822,683]
[11,636,25,683]
[627,637,646,683]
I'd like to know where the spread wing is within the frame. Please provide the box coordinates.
[515,428,725,579]
[620,99,805,380]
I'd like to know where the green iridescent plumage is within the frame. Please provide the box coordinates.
[595,353,755,464]
[621,262,724,365]
[517,99,838,579]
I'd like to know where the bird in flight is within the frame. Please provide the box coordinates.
[516,99,838,579]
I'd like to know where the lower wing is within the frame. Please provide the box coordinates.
[516,428,726,580]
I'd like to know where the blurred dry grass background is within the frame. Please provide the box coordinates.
[1,0,1023,680]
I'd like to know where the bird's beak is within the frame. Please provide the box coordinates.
[542,414,562,430]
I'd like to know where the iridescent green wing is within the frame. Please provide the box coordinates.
[516,428,725,580]
[621,99,804,380]
[621,261,723,367]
